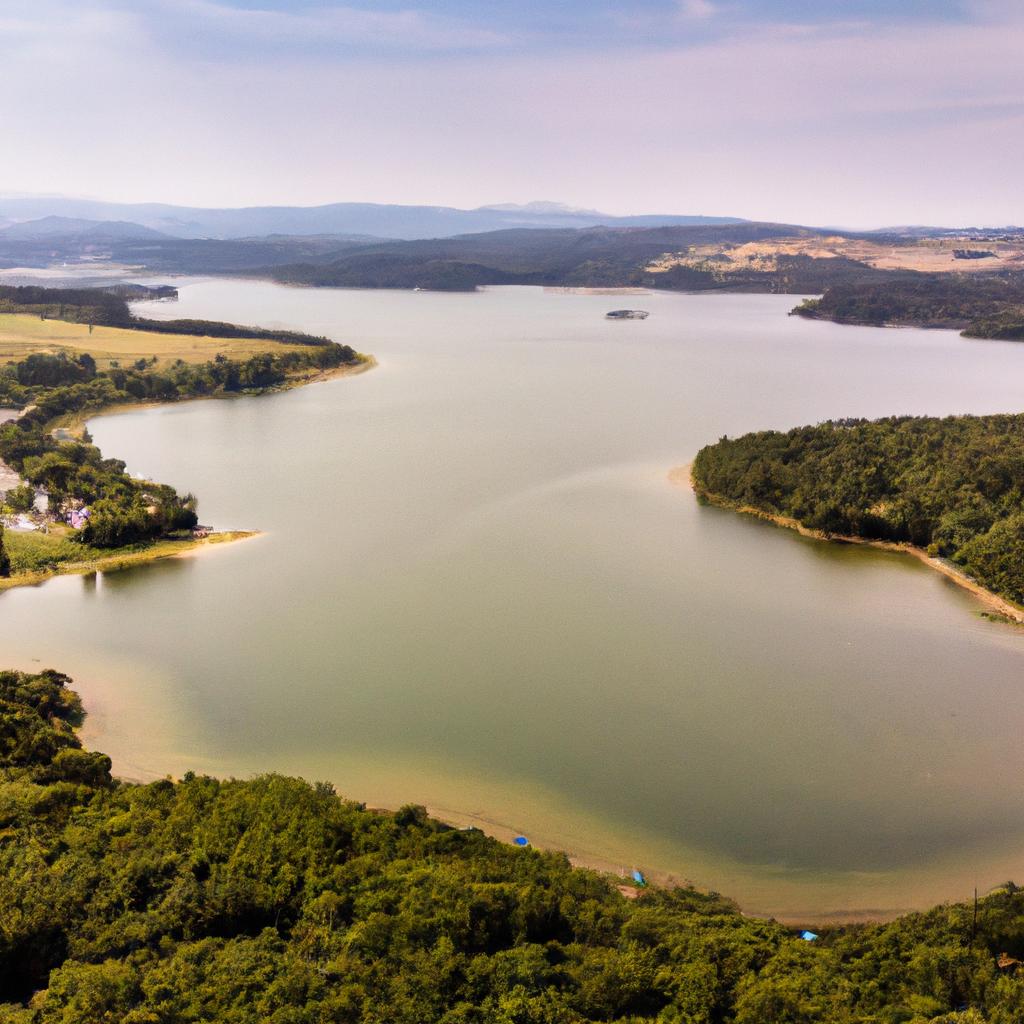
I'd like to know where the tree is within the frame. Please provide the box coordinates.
[4,483,34,513]
[0,525,9,578]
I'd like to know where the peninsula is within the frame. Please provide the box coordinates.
[793,272,1024,338]
[691,414,1024,619]
[0,285,368,590]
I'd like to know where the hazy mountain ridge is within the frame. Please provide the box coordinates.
[0,195,745,240]
[0,216,169,241]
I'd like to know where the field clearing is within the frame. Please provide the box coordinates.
[0,313,302,369]
[0,526,258,591]
[647,235,1024,276]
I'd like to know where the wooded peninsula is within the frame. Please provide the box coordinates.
[0,285,366,588]
[692,415,1024,612]
[793,274,1024,338]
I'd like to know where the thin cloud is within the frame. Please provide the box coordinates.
[1,0,1022,225]
[678,0,717,20]
[157,0,512,55]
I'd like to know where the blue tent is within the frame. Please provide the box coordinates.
[632,870,646,886]
[513,836,529,847]
[799,931,818,942]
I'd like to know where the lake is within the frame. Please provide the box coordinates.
[5,280,1024,921]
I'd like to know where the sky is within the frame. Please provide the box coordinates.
[1,0,1022,226]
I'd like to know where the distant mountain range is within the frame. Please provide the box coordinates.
[0,196,745,241]
[0,216,170,242]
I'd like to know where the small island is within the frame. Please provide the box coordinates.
[691,414,1024,619]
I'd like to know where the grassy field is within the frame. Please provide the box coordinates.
[0,313,302,369]
[646,234,1024,277]
[1,526,257,591]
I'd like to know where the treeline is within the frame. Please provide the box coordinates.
[130,316,334,346]
[0,342,358,549]
[693,414,1024,604]
[2,346,357,410]
[963,311,1024,341]
[793,272,1024,334]
[4,666,1024,1022]
[0,284,334,346]
[270,254,529,291]
[0,285,129,326]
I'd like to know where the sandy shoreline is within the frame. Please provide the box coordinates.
[95,767,901,925]
[672,464,1024,625]
[0,530,261,594]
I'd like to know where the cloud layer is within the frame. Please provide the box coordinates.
[0,0,1021,226]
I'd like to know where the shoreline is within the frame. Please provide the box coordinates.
[100,760,905,926]
[419,803,680,904]
[0,530,261,594]
[52,353,377,437]
[790,309,969,332]
[671,464,1024,625]
[414,804,901,925]
[0,352,375,592]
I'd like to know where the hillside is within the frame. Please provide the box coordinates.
[5,220,1024,304]
[793,273,1024,333]
[0,217,168,242]
[0,284,336,346]
[5,666,1024,1021]
[261,223,897,292]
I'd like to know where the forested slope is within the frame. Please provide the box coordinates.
[793,273,1024,336]
[4,668,1024,1022]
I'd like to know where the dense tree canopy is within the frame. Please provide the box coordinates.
[2,668,1024,1022]
[793,273,1024,334]
[693,414,1024,604]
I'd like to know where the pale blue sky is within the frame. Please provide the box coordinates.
[1,0,1021,225]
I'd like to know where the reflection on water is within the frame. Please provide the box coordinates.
[4,282,1024,920]
[93,552,197,592]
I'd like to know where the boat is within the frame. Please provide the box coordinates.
[605,309,649,320]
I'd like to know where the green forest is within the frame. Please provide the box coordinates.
[3,666,1024,1023]
[793,274,1024,337]
[692,414,1024,605]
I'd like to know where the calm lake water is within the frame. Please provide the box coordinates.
[5,281,1024,920]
